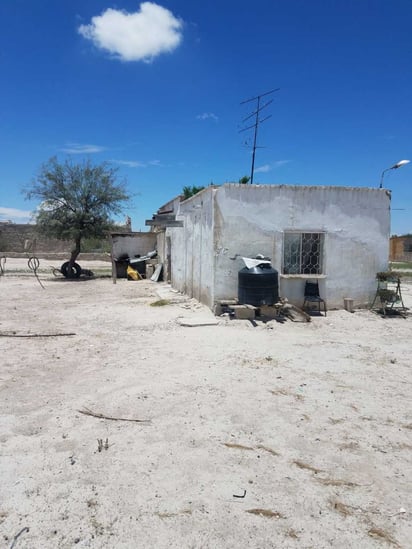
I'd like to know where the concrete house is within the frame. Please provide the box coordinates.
[153,184,391,310]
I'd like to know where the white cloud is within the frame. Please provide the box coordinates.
[59,143,106,154]
[78,2,183,62]
[255,164,271,173]
[0,207,33,223]
[196,112,218,121]
[113,160,146,168]
[255,160,290,173]
[274,160,290,167]
[112,159,161,168]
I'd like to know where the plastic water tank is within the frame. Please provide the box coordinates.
[238,264,279,306]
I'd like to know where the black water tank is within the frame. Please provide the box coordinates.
[238,264,279,306]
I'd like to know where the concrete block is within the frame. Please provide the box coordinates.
[259,305,279,318]
[214,299,241,316]
[145,264,155,279]
[217,299,238,305]
[213,303,223,316]
[231,305,256,320]
[177,316,219,327]
[343,297,354,312]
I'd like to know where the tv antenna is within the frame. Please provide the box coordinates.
[239,88,279,184]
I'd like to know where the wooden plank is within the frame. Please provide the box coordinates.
[109,235,117,285]
[151,263,163,282]
[152,214,176,221]
[145,220,183,227]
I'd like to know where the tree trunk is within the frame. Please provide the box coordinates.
[67,237,81,278]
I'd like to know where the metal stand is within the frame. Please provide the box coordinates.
[370,275,407,317]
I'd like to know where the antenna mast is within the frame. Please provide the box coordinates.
[240,88,279,184]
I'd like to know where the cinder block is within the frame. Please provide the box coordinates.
[231,305,256,320]
[213,303,223,316]
[259,305,279,318]
[145,264,155,279]
[217,299,238,305]
[214,299,240,316]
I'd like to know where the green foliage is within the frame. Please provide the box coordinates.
[390,261,412,270]
[182,185,205,200]
[81,236,111,254]
[238,175,250,184]
[24,157,130,260]
[150,299,170,307]
[0,235,8,252]
[376,271,402,281]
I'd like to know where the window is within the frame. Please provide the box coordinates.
[403,240,412,253]
[283,232,324,275]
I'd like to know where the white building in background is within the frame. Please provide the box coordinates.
[152,184,391,310]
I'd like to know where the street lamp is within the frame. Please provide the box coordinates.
[379,159,410,188]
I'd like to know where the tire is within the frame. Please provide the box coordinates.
[81,269,94,278]
[61,261,82,279]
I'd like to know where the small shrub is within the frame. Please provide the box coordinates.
[150,299,170,307]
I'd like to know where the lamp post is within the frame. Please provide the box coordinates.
[379,159,410,188]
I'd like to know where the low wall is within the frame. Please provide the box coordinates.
[0,252,112,261]
[0,223,72,253]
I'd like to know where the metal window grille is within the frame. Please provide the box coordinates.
[283,232,324,274]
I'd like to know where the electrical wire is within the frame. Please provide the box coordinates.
[28,256,45,289]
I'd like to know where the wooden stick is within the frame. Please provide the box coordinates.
[78,407,151,423]
[0,332,76,338]
[10,527,29,549]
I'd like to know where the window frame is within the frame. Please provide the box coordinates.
[282,231,326,276]
[403,240,412,253]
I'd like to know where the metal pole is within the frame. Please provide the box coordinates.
[240,88,279,185]
[379,168,389,189]
[250,96,260,185]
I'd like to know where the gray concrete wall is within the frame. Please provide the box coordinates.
[155,230,173,283]
[0,223,72,253]
[168,188,216,307]
[111,232,157,260]
[212,184,390,308]
[166,184,390,309]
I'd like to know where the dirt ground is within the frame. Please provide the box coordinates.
[1,261,411,548]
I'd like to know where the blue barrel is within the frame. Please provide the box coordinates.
[238,264,279,306]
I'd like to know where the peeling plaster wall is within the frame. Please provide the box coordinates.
[168,188,216,307]
[167,223,185,290]
[213,184,390,308]
[155,196,183,283]
[156,230,166,276]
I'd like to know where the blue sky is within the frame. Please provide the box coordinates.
[0,0,411,234]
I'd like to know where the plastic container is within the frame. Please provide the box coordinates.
[238,264,279,306]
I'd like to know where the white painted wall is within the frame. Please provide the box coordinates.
[154,195,184,283]
[166,184,390,309]
[168,188,216,307]
[111,232,157,260]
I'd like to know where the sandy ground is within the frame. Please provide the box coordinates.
[1,262,411,548]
